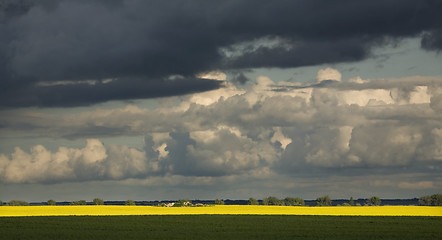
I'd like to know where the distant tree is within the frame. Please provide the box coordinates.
[349,197,355,206]
[295,197,305,206]
[71,200,87,205]
[214,199,225,205]
[284,197,304,206]
[263,196,284,206]
[431,194,442,206]
[248,198,259,205]
[7,200,29,206]
[342,203,351,206]
[0,200,3,206]
[368,196,381,206]
[284,197,294,206]
[316,196,332,206]
[418,195,432,206]
[47,199,56,206]
[93,198,104,205]
[419,194,442,206]
[125,200,136,206]
[262,197,269,205]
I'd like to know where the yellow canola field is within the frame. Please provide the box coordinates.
[1,205,441,217]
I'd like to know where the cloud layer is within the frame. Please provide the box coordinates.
[1,0,442,107]
[1,70,441,197]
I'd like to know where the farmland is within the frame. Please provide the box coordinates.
[0,206,441,239]
[0,215,441,240]
[0,205,441,217]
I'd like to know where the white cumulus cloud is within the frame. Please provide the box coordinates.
[316,67,342,82]
[0,139,158,183]
[1,73,442,192]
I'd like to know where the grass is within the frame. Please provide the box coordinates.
[1,205,441,217]
[0,215,441,240]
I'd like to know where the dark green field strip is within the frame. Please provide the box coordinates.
[0,215,441,240]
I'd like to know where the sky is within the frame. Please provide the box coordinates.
[1,0,442,202]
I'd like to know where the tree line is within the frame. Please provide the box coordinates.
[418,194,442,206]
[0,198,136,206]
[1,194,441,206]
[247,196,381,206]
[67,198,136,206]
[249,194,442,206]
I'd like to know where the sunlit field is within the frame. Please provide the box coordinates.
[1,205,441,217]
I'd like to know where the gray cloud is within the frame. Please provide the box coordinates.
[1,0,442,107]
[422,29,442,50]
[230,72,251,85]
[164,129,279,177]
[1,77,223,108]
[1,74,442,189]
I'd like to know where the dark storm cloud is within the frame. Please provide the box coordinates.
[0,77,223,108]
[230,72,250,85]
[421,29,442,51]
[1,0,442,107]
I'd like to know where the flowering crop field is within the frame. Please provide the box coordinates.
[1,205,441,217]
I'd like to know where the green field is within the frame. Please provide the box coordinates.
[0,215,441,240]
